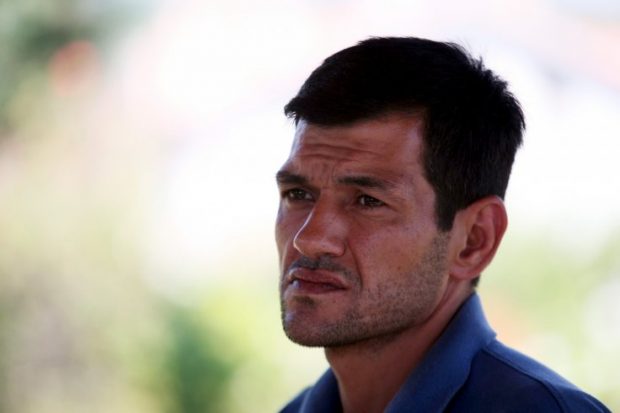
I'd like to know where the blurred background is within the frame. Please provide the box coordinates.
[0,0,619,412]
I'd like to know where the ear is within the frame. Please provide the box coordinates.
[447,196,508,282]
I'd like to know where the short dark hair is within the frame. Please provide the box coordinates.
[284,37,525,231]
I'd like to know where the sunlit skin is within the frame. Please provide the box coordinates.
[275,113,508,413]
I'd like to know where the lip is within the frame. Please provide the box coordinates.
[285,267,348,294]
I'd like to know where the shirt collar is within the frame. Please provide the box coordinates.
[386,293,496,412]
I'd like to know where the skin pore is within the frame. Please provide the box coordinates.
[275,113,507,413]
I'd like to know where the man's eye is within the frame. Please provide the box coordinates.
[283,188,313,202]
[357,195,385,208]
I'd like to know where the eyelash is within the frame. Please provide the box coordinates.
[282,188,313,202]
[357,194,385,208]
[281,189,385,209]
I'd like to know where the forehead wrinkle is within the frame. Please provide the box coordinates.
[292,143,383,166]
[286,119,426,196]
[292,122,390,152]
[337,175,397,191]
[285,145,416,194]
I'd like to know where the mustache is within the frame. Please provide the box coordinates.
[288,255,355,279]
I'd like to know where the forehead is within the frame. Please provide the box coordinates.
[284,114,426,177]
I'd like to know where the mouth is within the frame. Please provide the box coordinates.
[285,267,348,295]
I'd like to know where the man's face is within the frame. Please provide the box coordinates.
[275,114,451,348]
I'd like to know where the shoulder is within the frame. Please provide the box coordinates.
[447,339,610,413]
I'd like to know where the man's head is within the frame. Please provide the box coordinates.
[276,37,524,348]
[284,37,525,230]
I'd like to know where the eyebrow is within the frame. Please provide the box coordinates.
[276,170,307,185]
[277,170,394,191]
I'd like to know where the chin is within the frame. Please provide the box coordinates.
[282,317,326,347]
[282,316,364,348]
[284,331,326,348]
[281,311,337,347]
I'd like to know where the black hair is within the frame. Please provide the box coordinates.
[284,37,525,231]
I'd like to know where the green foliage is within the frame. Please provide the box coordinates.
[162,304,235,413]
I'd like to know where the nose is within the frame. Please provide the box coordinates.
[293,201,347,259]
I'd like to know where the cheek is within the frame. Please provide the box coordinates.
[354,230,421,275]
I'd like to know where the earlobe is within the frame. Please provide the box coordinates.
[448,196,508,281]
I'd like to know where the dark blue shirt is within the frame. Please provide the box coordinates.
[280,294,610,413]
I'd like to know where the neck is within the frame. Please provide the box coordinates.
[325,283,472,413]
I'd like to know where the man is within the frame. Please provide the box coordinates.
[275,37,610,412]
